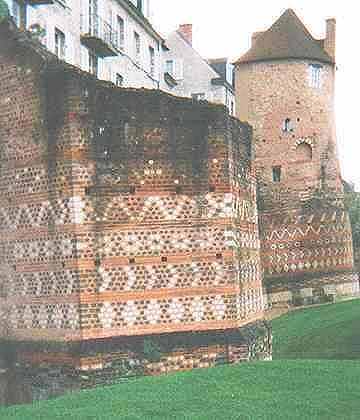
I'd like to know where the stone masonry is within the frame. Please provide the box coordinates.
[235,9,358,306]
[0,19,270,372]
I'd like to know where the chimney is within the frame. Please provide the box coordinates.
[324,18,336,61]
[251,31,264,46]
[177,24,193,46]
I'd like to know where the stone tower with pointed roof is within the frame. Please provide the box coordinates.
[235,9,358,305]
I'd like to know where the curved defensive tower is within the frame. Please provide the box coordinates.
[0,19,271,375]
[234,9,358,305]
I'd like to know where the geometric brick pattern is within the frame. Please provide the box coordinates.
[0,23,264,350]
[235,13,358,300]
[261,211,354,277]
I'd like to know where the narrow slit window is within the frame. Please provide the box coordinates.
[282,118,292,132]
[272,166,281,183]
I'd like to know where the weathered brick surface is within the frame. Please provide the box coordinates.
[0,22,267,369]
[235,58,358,301]
[10,324,271,374]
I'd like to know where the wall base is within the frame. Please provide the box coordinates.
[266,272,359,308]
[4,323,272,374]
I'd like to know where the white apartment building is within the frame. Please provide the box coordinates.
[6,0,166,89]
[163,25,235,115]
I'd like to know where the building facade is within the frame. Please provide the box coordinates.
[234,9,358,305]
[5,0,165,88]
[4,1,237,111]
[163,25,235,115]
[0,19,270,374]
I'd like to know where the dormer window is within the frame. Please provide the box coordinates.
[309,64,322,88]
[282,118,293,133]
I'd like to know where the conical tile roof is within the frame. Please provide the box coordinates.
[235,9,334,65]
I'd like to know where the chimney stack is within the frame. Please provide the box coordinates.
[177,24,193,46]
[324,18,336,61]
[251,31,264,46]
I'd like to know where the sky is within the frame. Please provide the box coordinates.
[151,0,359,191]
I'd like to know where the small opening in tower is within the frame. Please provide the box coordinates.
[272,166,282,183]
[296,143,312,162]
[282,118,293,133]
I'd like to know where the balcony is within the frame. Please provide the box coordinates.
[80,14,119,57]
[26,0,54,5]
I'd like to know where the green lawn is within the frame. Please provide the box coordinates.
[1,299,360,419]
[272,298,360,360]
[1,360,360,420]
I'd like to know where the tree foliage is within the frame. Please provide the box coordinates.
[0,0,9,20]
[345,191,360,249]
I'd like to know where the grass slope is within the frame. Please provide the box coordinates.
[272,299,360,360]
[1,360,360,420]
[2,299,360,419]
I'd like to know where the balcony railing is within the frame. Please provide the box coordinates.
[27,0,54,5]
[80,14,119,57]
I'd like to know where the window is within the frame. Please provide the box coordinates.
[192,93,206,101]
[309,64,322,88]
[134,31,140,62]
[12,0,26,29]
[272,166,281,183]
[165,60,174,75]
[54,28,66,60]
[117,16,124,50]
[296,143,312,162]
[282,118,293,133]
[116,73,123,87]
[88,0,98,36]
[149,46,155,77]
[89,51,98,77]
[165,59,183,80]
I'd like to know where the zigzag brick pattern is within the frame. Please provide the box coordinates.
[0,25,268,369]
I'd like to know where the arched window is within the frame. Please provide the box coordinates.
[282,118,293,133]
[296,143,312,162]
